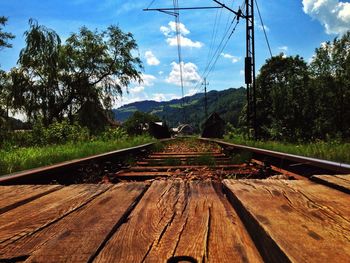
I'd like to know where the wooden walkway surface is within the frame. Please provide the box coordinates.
[0,179,349,262]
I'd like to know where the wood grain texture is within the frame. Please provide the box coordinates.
[94,181,262,263]
[0,185,62,215]
[223,179,350,263]
[0,184,110,251]
[311,174,350,194]
[23,183,147,263]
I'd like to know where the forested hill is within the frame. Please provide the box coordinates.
[113,87,246,130]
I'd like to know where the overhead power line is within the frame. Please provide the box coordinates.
[255,0,272,58]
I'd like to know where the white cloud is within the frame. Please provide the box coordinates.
[130,86,145,93]
[158,71,164,75]
[160,21,203,48]
[220,53,240,63]
[166,35,203,48]
[302,0,350,34]
[141,73,156,86]
[239,70,245,76]
[166,61,201,87]
[160,21,190,36]
[145,51,160,66]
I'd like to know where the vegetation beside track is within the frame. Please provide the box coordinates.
[224,134,350,164]
[0,135,154,176]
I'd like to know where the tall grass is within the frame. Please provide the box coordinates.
[0,136,155,176]
[224,134,350,164]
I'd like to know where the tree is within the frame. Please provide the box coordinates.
[0,16,14,50]
[61,25,143,128]
[309,31,350,138]
[8,20,143,132]
[0,16,14,136]
[255,55,312,140]
[10,19,61,125]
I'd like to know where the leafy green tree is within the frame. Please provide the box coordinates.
[8,20,143,132]
[0,16,14,50]
[0,16,14,138]
[9,19,61,125]
[310,31,350,138]
[61,25,143,129]
[255,55,312,140]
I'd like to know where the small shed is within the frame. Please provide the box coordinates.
[201,112,225,138]
[149,121,171,139]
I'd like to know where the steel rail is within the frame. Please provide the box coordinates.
[0,142,159,185]
[200,138,350,175]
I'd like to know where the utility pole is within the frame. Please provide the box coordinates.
[144,1,257,138]
[245,0,257,139]
[213,0,257,139]
[202,78,209,120]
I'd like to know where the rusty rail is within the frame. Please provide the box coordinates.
[201,138,350,175]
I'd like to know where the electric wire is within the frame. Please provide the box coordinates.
[255,0,272,58]
[146,0,157,9]
[192,0,245,93]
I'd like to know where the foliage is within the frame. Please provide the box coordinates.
[0,16,14,50]
[100,127,128,141]
[224,134,350,164]
[1,120,90,148]
[309,31,350,138]
[123,111,160,135]
[251,31,350,141]
[6,20,142,131]
[115,87,246,132]
[255,54,312,141]
[0,135,154,175]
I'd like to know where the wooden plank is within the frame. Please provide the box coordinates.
[223,179,350,263]
[0,184,110,249]
[311,174,350,194]
[0,185,63,215]
[94,181,262,263]
[21,183,147,263]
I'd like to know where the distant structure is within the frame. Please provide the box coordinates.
[176,124,194,136]
[149,122,171,139]
[201,112,225,138]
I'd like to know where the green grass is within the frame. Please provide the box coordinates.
[224,135,350,164]
[0,136,155,176]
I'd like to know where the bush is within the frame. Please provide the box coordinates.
[100,127,128,141]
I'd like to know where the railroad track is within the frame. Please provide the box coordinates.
[0,138,349,262]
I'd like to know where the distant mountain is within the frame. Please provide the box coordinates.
[113,87,246,131]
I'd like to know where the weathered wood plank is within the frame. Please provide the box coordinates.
[22,183,147,263]
[311,174,350,194]
[0,184,110,250]
[94,181,262,263]
[223,179,350,263]
[0,185,62,215]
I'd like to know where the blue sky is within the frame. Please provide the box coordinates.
[1,0,349,108]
